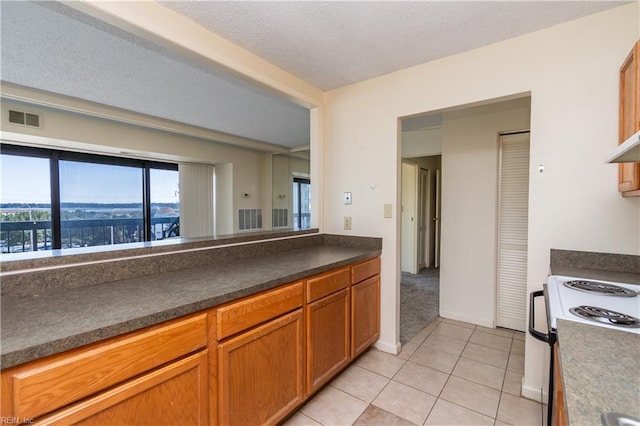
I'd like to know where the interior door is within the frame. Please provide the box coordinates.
[401,162,417,273]
[496,132,530,332]
[434,169,441,269]
[417,168,429,270]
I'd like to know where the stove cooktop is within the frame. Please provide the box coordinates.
[546,275,640,334]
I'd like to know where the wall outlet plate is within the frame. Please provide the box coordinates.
[343,192,352,205]
[383,203,392,218]
[344,216,352,230]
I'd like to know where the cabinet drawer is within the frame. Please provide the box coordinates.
[217,282,303,340]
[10,313,207,420]
[36,351,209,426]
[351,257,380,284]
[306,268,350,303]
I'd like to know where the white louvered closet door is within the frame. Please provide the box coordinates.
[496,132,530,332]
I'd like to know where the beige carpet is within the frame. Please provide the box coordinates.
[400,268,439,344]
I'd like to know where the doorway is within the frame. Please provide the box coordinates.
[400,155,441,343]
[401,156,441,273]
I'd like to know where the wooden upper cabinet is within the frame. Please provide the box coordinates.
[618,39,640,197]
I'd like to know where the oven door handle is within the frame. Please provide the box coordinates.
[528,290,555,344]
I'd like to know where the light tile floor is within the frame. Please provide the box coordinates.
[284,318,544,426]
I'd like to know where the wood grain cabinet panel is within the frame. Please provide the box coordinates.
[6,313,207,420]
[216,282,303,340]
[217,309,304,426]
[306,288,350,395]
[36,351,209,426]
[351,257,381,284]
[552,344,567,426]
[619,39,640,197]
[306,267,350,303]
[351,275,381,358]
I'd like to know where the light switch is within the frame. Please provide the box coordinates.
[344,192,352,205]
[344,216,352,230]
[383,203,393,218]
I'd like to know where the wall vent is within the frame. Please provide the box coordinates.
[238,208,263,231]
[8,109,41,128]
[272,208,289,228]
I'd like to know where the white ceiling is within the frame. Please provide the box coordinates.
[159,1,628,91]
[0,1,629,149]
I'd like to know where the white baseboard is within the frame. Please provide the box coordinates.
[521,378,548,404]
[439,310,494,329]
[374,339,400,355]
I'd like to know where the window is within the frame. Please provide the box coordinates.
[0,152,52,253]
[0,144,179,253]
[292,177,310,230]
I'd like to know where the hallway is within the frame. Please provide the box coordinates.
[401,268,439,344]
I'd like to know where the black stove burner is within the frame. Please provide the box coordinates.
[569,306,640,328]
[563,280,638,297]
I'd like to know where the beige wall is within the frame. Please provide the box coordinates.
[402,127,442,158]
[323,3,640,400]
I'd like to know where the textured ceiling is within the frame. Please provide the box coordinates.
[159,1,628,91]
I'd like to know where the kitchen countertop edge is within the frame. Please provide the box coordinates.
[1,244,380,369]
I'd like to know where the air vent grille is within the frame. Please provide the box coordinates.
[8,109,41,128]
[273,208,288,228]
[238,208,263,231]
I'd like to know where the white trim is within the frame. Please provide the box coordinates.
[374,339,400,355]
[521,378,547,404]
[439,311,495,329]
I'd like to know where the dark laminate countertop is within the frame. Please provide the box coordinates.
[557,319,640,426]
[550,266,640,285]
[1,244,379,369]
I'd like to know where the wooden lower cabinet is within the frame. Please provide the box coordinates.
[1,257,381,426]
[217,309,304,426]
[351,275,380,358]
[306,288,350,395]
[552,344,567,426]
[36,351,208,426]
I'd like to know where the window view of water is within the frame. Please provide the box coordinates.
[0,149,180,254]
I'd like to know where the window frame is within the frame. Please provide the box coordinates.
[0,143,178,251]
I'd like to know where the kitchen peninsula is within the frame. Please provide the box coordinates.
[0,232,382,425]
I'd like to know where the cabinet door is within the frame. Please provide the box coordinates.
[5,313,207,420]
[37,351,208,426]
[306,288,350,395]
[351,275,380,358]
[619,40,640,195]
[218,309,304,426]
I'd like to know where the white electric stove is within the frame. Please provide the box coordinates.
[545,275,640,334]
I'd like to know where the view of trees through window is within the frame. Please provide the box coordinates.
[0,145,179,254]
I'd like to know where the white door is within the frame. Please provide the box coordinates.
[418,168,429,270]
[496,132,530,332]
[434,169,441,269]
[401,162,418,273]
